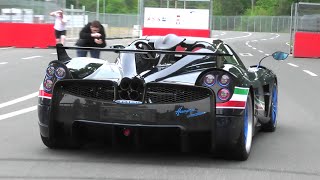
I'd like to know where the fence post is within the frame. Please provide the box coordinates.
[70,4,74,39]
[277,17,279,32]
[82,6,86,27]
[240,16,242,31]
[260,16,262,32]
[227,17,229,31]
[271,16,273,32]
[254,17,256,32]
[247,17,250,32]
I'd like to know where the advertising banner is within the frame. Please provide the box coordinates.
[143,8,210,37]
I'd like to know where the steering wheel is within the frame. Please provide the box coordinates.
[134,41,158,60]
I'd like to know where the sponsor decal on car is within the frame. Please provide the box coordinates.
[216,87,249,109]
[175,107,207,118]
[114,100,143,105]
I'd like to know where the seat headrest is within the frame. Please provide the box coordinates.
[154,34,185,50]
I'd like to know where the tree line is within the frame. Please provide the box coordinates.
[66,0,320,16]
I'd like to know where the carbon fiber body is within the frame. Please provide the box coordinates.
[38,35,287,157]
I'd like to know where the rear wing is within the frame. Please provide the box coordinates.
[54,43,233,63]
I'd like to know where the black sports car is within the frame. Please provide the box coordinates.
[38,34,288,160]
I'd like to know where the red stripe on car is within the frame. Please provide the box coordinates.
[39,90,52,99]
[216,101,246,108]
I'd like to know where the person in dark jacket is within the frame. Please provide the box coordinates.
[76,20,106,59]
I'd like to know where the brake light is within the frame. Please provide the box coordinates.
[217,88,230,101]
[43,78,54,91]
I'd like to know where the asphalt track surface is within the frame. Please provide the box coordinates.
[0,31,320,180]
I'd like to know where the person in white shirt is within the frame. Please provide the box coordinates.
[50,10,67,45]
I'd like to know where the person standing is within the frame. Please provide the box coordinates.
[75,20,107,59]
[50,10,67,45]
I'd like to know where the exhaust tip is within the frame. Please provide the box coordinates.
[120,77,131,91]
[130,77,144,91]
[129,90,140,101]
[119,90,129,100]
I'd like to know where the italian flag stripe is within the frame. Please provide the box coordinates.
[229,94,247,101]
[216,87,249,109]
[233,87,249,95]
[216,101,246,109]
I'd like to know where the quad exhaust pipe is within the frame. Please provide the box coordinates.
[119,77,144,101]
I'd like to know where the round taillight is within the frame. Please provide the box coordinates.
[203,74,215,86]
[46,66,55,77]
[55,67,66,79]
[219,74,230,86]
[44,78,54,91]
[218,88,231,101]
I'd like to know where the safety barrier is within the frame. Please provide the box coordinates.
[294,32,320,58]
[0,23,56,48]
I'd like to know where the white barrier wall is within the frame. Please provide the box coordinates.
[143,7,210,37]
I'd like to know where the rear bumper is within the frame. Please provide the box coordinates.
[38,105,242,149]
[38,80,243,150]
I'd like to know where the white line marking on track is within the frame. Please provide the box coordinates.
[0,92,38,109]
[0,47,14,50]
[265,54,270,56]
[273,34,280,38]
[251,40,258,42]
[252,47,257,50]
[221,32,252,40]
[303,70,318,77]
[22,56,42,60]
[258,50,264,53]
[51,52,57,55]
[287,63,299,67]
[0,106,37,121]
[0,62,8,65]
[261,39,267,41]
[239,53,253,56]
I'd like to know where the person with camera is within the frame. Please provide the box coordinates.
[50,9,67,45]
[76,20,107,59]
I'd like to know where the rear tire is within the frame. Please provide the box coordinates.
[233,92,254,161]
[262,83,277,132]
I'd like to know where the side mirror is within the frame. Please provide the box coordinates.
[272,51,289,61]
[258,51,288,67]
